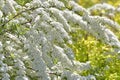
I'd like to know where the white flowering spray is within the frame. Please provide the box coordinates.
[0,0,120,80]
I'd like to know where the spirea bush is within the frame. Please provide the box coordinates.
[0,0,120,80]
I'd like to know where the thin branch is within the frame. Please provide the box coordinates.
[0,7,38,27]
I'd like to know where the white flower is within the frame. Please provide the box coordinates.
[53,45,73,68]
[0,64,8,72]
[17,69,26,75]
[0,54,5,60]
[116,7,120,12]
[5,46,14,52]
[2,73,10,80]
[105,29,120,47]
[15,76,29,80]
[17,17,27,23]
[2,0,16,15]
[69,1,88,14]
[30,0,41,7]
[5,33,21,44]
[0,0,5,8]
[87,75,96,80]
[0,10,3,19]
[50,21,70,40]
[73,61,91,71]
[33,15,40,28]
[49,8,71,32]
[49,0,65,9]
[15,59,24,68]
[0,41,2,50]
[88,3,115,12]
[42,1,50,8]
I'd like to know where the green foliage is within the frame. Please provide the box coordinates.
[15,0,32,5]
[0,22,29,35]
[77,0,120,8]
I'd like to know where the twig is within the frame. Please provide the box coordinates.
[0,7,38,27]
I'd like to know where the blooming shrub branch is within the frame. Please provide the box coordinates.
[0,0,120,80]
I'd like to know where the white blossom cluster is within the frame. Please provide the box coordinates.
[0,0,120,80]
